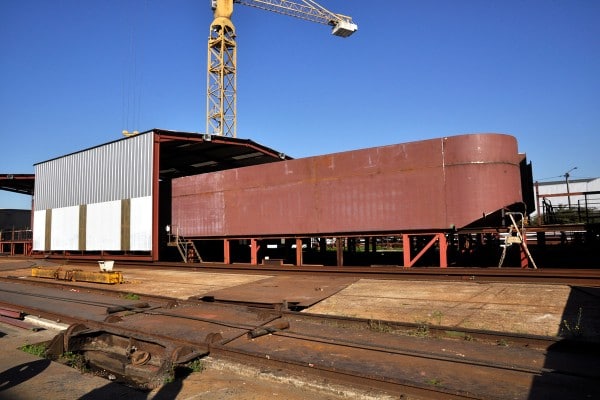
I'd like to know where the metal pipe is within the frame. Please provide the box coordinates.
[564,167,577,208]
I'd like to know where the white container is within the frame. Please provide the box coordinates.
[98,260,114,272]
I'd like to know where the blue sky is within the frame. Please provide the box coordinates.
[1,0,599,209]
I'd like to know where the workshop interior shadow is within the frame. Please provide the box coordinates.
[528,286,600,399]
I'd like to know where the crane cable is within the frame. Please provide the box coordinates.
[122,0,147,137]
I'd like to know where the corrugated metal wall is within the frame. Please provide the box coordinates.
[32,133,154,252]
[34,133,153,210]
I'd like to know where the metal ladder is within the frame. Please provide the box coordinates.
[498,212,537,269]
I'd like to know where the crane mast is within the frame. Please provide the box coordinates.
[206,0,357,138]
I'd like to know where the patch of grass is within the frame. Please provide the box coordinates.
[368,320,393,333]
[123,293,141,301]
[185,358,205,373]
[414,321,430,337]
[426,378,443,386]
[60,351,88,373]
[20,343,47,357]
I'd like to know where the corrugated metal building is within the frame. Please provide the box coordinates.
[534,177,600,225]
[33,133,153,252]
[31,129,288,260]
[535,178,600,208]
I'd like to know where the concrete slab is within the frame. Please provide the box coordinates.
[305,279,586,337]
[117,270,272,300]
[0,262,272,300]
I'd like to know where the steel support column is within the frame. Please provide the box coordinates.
[223,239,230,264]
[250,239,258,265]
[403,233,447,268]
[438,233,448,268]
[295,238,303,266]
[336,237,344,266]
[152,135,161,261]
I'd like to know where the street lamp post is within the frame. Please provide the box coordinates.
[564,167,577,208]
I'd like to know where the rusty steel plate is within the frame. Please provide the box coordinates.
[172,133,524,237]
[197,276,358,308]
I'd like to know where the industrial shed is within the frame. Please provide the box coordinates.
[31,129,289,261]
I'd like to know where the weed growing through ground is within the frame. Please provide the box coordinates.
[60,351,88,373]
[368,320,393,333]
[431,310,443,325]
[561,307,584,338]
[123,293,141,301]
[185,358,205,373]
[415,321,430,337]
[426,378,443,386]
[20,343,47,357]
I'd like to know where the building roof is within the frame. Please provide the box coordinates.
[3,130,291,197]
[152,129,291,180]
[0,174,35,196]
[537,177,598,186]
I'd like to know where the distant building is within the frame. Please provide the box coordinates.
[534,177,600,224]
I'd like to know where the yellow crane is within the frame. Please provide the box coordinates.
[207,0,357,138]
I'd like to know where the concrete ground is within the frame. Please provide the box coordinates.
[1,258,597,399]
[2,260,581,336]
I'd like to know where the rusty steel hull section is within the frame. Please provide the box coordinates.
[172,133,524,237]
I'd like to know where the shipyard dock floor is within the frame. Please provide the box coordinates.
[1,259,591,337]
[1,258,598,399]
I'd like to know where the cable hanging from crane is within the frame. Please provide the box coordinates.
[122,0,148,137]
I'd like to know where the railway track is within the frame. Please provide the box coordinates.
[1,278,599,399]
[22,257,600,286]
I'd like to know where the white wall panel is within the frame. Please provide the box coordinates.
[32,210,46,251]
[50,206,79,250]
[130,196,152,251]
[86,201,121,251]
